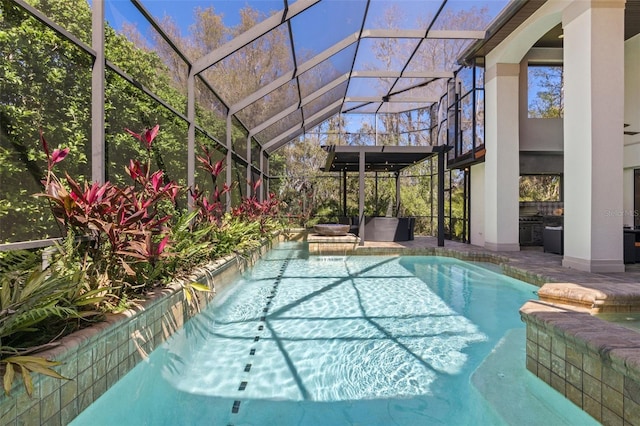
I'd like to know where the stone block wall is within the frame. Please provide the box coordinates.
[521,302,640,425]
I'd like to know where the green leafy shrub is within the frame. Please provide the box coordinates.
[0,248,106,395]
[0,125,285,396]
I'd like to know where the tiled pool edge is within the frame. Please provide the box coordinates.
[520,301,640,425]
[0,234,285,426]
[351,245,552,286]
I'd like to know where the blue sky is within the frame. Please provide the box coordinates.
[104,0,283,39]
[102,1,511,44]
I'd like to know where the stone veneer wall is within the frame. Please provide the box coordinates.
[520,302,640,425]
[0,235,282,426]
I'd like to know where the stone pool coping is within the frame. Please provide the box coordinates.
[520,301,640,382]
[536,282,640,313]
[520,300,640,424]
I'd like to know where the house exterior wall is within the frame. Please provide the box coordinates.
[519,47,564,154]
[478,0,565,252]
[476,0,626,272]
[623,34,640,226]
[561,0,625,272]
[470,162,485,246]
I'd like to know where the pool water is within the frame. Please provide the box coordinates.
[596,312,640,331]
[71,242,597,426]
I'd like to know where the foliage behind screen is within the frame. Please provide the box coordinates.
[519,175,562,201]
[528,65,563,118]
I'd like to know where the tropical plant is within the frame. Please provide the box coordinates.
[34,123,285,298]
[190,144,229,226]
[0,0,293,401]
[158,210,215,279]
[232,180,281,233]
[210,214,263,258]
[36,127,182,297]
[0,121,284,397]
[0,248,106,396]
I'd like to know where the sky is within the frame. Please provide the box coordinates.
[104,0,284,39]
[102,1,512,44]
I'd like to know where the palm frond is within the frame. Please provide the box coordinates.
[2,355,68,396]
[0,251,40,275]
[1,306,79,337]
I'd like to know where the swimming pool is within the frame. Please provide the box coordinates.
[596,312,640,331]
[71,242,597,425]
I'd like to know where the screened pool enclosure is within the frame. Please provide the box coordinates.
[1,0,509,248]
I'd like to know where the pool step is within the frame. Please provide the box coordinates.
[536,282,640,313]
[470,329,599,426]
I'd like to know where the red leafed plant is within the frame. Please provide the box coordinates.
[189,143,230,225]
[232,179,281,233]
[6,124,286,397]
[36,124,284,300]
[37,126,182,294]
[125,124,159,156]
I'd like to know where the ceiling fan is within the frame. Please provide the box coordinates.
[625,123,639,136]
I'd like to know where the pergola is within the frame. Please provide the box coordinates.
[321,145,449,245]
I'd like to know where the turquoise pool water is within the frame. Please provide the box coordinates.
[71,242,597,425]
[597,312,640,331]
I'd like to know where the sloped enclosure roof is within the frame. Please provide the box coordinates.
[174,0,516,153]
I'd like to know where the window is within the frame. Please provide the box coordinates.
[528,65,563,118]
[519,175,562,201]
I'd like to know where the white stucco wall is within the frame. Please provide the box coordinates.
[470,163,485,246]
[486,1,565,64]
[519,48,564,152]
[623,34,640,223]
[483,62,521,251]
[468,1,566,251]
[468,0,632,266]
[561,0,625,272]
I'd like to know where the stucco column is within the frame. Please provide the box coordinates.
[483,62,520,251]
[91,0,105,184]
[562,0,625,272]
[470,163,485,247]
